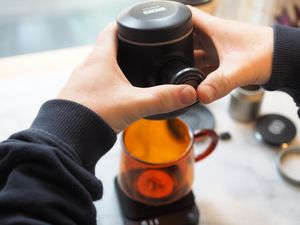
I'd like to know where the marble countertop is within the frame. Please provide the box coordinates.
[0,65,299,225]
[1,1,298,224]
[95,91,300,225]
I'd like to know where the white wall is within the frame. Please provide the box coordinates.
[215,0,278,25]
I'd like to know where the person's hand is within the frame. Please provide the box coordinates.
[57,23,197,133]
[190,7,274,103]
[275,0,300,27]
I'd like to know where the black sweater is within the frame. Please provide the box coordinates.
[0,24,299,225]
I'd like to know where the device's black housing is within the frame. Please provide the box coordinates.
[118,32,195,87]
[117,1,204,119]
[173,0,212,6]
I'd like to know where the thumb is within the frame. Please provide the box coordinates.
[92,22,118,59]
[137,85,197,118]
[197,68,233,103]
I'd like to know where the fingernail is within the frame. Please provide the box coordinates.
[180,86,197,105]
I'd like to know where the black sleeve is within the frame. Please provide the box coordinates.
[263,24,300,116]
[0,100,117,225]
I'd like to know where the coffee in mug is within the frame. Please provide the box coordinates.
[118,118,218,205]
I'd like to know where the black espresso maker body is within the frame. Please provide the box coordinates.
[117,0,205,119]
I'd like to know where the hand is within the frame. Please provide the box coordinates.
[275,0,300,27]
[57,23,197,133]
[190,7,274,103]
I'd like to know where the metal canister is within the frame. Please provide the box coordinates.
[229,85,264,122]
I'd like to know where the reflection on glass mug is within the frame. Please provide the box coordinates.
[118,118,218,206]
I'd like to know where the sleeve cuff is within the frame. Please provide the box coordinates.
[264,24,300,91]
[30,99,117,172]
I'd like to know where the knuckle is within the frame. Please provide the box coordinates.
[156,92,168,111]
[154,89,175,113]
[218,72,232,93]
[86,52,100,64]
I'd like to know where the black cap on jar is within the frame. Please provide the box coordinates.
[117,0,193,44]
[255,114,297,147]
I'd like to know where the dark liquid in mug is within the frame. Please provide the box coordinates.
[124,119,191,164]
[121,119,194,202]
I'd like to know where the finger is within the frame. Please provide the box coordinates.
[274,0,284,17]
[194,50,211,71]
[189,6,216,35]
[137,85,197,117]
[93,22,118,59]
[193,27,215,51]
[194,49,217,67]
[194,49,206,60]
[297,1,300,10]
[197,68,234,104]
[286,3,297,23]
[194,50,219,74]
[192,22,219,62]
[193,32,202,50]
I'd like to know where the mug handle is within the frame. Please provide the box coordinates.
[193,129,218,162]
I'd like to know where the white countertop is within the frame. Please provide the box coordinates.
[0,51,299,225]
[95,91,300,225]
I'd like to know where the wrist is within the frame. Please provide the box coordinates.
[31,99,117,172]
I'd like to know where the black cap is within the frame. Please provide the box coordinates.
[255,114,297,147]
[117,0,192,44]
[179,104,215,132]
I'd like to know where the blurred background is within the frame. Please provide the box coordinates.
[0,0,140,57]
[0,0,299,58]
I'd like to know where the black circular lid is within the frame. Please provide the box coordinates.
[255,114,297,147]
[179,104,215,132]
[117,0,192,44]
[171,67,205,89]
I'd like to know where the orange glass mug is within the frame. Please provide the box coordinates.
[117,118,218,206]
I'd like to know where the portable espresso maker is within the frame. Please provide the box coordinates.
[115,1,216,224]
[117,0,205,119]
